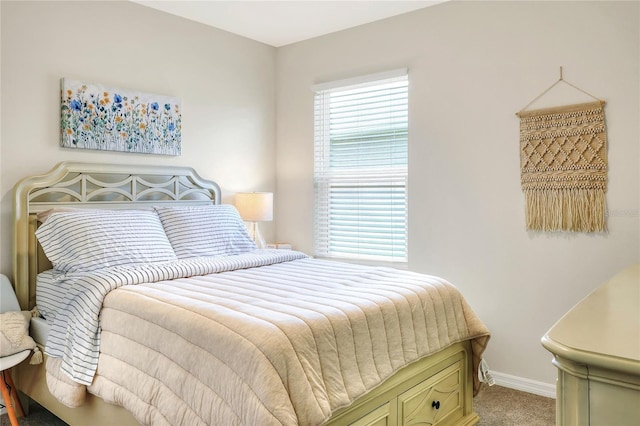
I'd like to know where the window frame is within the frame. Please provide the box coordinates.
[312,69,409,264]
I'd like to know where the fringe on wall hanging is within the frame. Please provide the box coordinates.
[517,100,608,232]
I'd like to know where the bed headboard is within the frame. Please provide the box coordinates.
[13,161,221,310]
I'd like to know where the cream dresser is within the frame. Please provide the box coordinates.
[542,264,640,426]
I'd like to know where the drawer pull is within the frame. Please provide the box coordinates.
[432,400,440,410]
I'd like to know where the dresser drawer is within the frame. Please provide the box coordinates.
[397,359,463,426]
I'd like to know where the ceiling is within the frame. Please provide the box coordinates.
[131,1,445,47]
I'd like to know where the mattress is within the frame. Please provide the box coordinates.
[32,269,61,345]
[30,316,50,346]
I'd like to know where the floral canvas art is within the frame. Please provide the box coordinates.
[61,78,181,155]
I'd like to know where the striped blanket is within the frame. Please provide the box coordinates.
[44,251,489,425]
[45,250,308,384]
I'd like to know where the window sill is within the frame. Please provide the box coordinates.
[313,255,408,271]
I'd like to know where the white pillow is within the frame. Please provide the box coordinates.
[154,205,256,258]
[35,209,177,273]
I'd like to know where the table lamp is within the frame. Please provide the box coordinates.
[235,192,273,249]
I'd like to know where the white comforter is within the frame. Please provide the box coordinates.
[45,251,490,425]
[45,250,308,385]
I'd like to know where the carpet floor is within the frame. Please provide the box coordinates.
[475,384,555,425]
[2,385,554,425]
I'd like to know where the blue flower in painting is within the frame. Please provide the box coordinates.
[70,100,82,111]
[164,103,171,111]
[114,93,123,103]
[168,122,175,131]
[151,102,159,111]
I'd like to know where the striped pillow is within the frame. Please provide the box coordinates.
[35,210,177,273]
[154,205,256,258]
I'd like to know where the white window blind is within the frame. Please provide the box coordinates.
[313,70,408,262]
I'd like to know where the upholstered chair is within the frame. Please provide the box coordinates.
[0,274,29,426]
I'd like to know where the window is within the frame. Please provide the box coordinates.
[313,69,408,263]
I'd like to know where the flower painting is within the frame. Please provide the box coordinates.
[60,78,181,155]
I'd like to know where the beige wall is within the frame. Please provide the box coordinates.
[276,1,640,387]
[0,1,277,274]
[1,0,638,391]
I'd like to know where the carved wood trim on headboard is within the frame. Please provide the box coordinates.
[12,162,221,310]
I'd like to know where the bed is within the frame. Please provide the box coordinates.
[12,162,490,426]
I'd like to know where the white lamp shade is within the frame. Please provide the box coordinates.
[235,192,273,222]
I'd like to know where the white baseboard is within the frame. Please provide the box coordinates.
[489,370,556,399]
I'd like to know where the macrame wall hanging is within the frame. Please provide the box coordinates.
[516,68,607,233]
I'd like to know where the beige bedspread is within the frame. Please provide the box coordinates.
[47,257,489,425]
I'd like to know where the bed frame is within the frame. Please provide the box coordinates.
[12,162,479,426]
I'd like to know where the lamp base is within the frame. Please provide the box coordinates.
[248,222,266,249]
